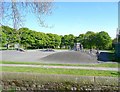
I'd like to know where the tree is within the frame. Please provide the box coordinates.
[1,1,53,28]
[68,34,75,49]
[112,38,117,49]
[1,26,17,49]
[0,1,53,47]
[0,26,7,46]
[84,31,96,49]
[46,33,61,49]
[95,31,112,50]
[61,34,75,49]
[18,28,34,49]
[75,34,85,47]
[33,32,48,49]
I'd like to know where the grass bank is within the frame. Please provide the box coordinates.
[1,66,119,77]
[1,72,118,91]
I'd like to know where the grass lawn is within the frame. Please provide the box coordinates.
[0,47,6,50]
[0,47,14,50]
[1,61,119,68]
[1,66,119,77]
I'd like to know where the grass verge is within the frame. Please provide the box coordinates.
[1,61,119,68]
[1,66,119,77]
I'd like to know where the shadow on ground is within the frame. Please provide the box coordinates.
[98,52,115,62]
[39,49,55,52]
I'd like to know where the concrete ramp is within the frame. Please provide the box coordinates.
[41,51,97,64]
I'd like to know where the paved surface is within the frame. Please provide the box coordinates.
[41,51,98,64]
[0,50,98,64]
[0,50,117,64]
[0,50,59,62]
[1,64,118,71]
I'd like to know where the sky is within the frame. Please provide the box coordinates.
[4,2,118,39]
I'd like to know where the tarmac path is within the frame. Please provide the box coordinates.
[1,64,118,71]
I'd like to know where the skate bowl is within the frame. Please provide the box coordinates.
[41,51,98,64]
